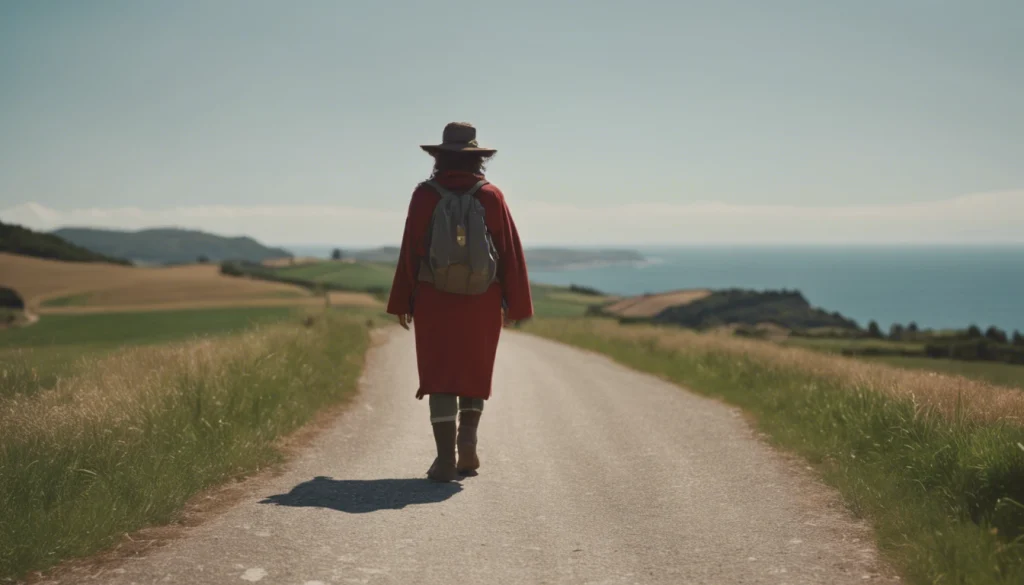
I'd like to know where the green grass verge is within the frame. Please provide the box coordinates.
[865,355,1024,391]
[0,311,369,581]
[527,319,1024,585]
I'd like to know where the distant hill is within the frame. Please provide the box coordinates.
[596,288,860,333]
[0,221,130,265]
[652,289,860,331]
[346,247,401,263]
[340,246,644,270]
[54,227,293,266]
[525,248,645,270]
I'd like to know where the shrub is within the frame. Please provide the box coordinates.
[867,321,883,339]
[986,326,1009,344]
[0,287,25,310]
[569,284,605,296]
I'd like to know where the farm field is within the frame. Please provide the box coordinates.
[529,283,613,318]
[600,288,711,318]
[271,260,395,292]
[0,252,312,311]
[0,306,303,399]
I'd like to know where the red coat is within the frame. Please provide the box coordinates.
[387,170,534,400]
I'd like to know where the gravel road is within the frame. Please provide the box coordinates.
[72,329,894,585]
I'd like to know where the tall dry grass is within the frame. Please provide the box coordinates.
[566,319,1024,424]
[528,318,1024,585]
[0,313,368,581]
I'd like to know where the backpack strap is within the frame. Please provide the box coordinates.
[463,180,489,198]
[423,180,488,199]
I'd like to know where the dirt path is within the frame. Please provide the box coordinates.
[58,329,894,584]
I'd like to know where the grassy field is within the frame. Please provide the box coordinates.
[530,283,612,318]
[0,306,297,350]
[865,355,1024,390]
[783,336,926,354]
[601,288,710,318]
[1,252,311,311]
[0,310,369,581]
[0,307,301,400]
[526,318,1024,585]
[272,261,395,292]
[783,336,1024,389]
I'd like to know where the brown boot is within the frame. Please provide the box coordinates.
[456,410,481,474]
[426,421,458,482]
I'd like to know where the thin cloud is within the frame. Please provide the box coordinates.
[2,190,1022,247]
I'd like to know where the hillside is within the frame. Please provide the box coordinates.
[597,288,860,332]
[653,289,860,331]
[0,221,130,265]
[54,227,293,265]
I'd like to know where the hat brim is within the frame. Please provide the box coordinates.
[421,144,497,155]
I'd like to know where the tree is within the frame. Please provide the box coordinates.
[906,321,919,333]
[196,255,210,264]
[888,323,905,341]
[966,325,983,339]
[1013,330,1024,347]
[331,248,343,261]
[985,326,1008,344]
[867,321,883,339]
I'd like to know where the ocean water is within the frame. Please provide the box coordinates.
[528,246,1024,332]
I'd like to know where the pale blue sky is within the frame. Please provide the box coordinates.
[1,1,1022,245]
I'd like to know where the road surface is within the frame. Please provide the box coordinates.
[69,329,894,584]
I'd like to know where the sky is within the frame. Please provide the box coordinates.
[1,1,1022,247]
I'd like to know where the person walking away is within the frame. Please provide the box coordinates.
[387,122,533,482]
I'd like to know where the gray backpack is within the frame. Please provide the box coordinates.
[417,180,499,295]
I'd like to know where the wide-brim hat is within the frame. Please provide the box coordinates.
[420,122,497,155]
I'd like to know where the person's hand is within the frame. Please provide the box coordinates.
[502,308,515,328]
[398,314,413,330]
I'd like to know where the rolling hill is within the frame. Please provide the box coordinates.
[0,221,130,265]
[54,227,292,265]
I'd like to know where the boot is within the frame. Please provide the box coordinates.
[426,421,458,482]
[456,410,481,474]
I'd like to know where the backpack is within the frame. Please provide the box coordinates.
[417,179,499,295]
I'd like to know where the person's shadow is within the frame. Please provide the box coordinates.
[259,476,462,514]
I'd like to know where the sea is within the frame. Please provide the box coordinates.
[526,246,1024,333]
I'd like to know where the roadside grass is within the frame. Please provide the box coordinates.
[526,318,1024,585]
[0,307,302,401]
[0,311,369,581]
[783,336,926,355]
[864,356,1024,391]
[784,336,1024,390]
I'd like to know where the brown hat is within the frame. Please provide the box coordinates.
[420,122,497,155]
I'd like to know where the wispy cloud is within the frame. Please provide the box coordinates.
[3,190,1023,247]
